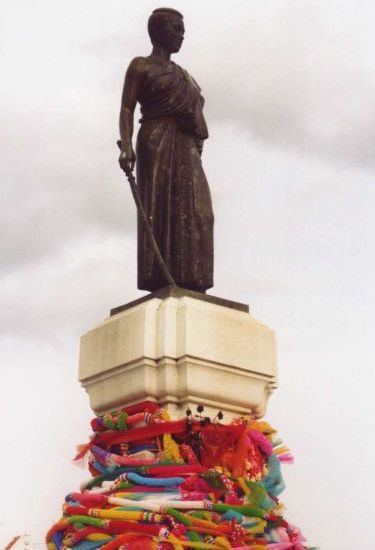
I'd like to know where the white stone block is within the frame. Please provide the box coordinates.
[79,289,277,420]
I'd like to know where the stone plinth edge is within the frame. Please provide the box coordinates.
[110,286,249,316]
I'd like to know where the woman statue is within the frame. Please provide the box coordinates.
[119,8,214,293]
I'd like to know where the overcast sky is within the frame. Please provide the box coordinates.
[1,1,375,549]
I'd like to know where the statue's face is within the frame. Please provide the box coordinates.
[157,15,185,53]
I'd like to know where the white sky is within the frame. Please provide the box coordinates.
[1,1,375,549]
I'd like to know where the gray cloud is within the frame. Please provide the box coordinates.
[182,1,375,168]
[1,93,136,273]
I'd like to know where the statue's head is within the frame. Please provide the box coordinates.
[148,8,184,53]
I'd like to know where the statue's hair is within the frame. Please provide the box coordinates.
[148,8,183,44]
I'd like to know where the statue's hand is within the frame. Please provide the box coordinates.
[118,146,136,173]
[195,139,204,157]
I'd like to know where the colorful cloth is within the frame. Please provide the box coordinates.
[46,405,317,550]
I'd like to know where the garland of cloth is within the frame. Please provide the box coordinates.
[46,403,317,550]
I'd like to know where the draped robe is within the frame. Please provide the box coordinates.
[136,61,214,292]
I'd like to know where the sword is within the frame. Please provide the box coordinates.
[117,140,177,288]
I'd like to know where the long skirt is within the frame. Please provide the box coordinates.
[136,118,214,292]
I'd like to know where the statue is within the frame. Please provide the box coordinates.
[118,8,214,293]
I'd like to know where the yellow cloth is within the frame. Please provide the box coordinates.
[86,534,112,542]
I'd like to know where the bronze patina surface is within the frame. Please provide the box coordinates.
[119,8,214,293]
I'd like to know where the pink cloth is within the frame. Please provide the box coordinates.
[265,524,306,549]
[248,429,273,456]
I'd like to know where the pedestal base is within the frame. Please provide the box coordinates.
[79,287,277,419]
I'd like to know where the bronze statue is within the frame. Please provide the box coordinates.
[119,8,214,293]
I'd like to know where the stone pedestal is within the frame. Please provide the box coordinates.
[79,287,277,420]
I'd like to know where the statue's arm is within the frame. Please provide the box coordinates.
[119,57,147,171]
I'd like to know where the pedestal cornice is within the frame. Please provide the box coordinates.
[79,289,277,419]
